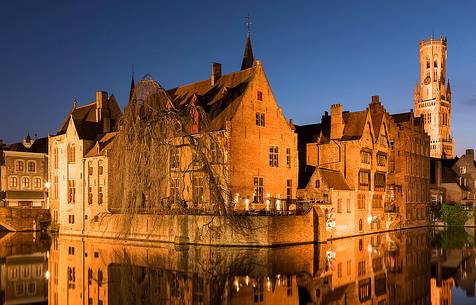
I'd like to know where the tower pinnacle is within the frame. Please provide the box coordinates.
[241,15,255,70]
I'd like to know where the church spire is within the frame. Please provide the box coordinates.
[241,16,255,71]
[446,79,451,101]
[413,80,420,102]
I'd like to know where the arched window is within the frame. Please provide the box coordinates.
[359,219,363,231]
[9,177,18,188]
[434,60,438,67]
[33,177,42,189]
[67,144,76,163]
[98,160,104,175]
[426,61,430,69]
[15,160,24,172]
[27,161,36,172]
[21,177,30,189]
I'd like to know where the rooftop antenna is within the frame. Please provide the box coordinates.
[245,14,252,33]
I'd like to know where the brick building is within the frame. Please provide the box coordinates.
[388,111,430,227]
[431,149,476,206]
[297,96,430,236]
[0,135,48,209]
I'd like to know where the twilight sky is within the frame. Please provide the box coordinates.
[1,0,475,155]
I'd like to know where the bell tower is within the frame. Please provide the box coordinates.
[414,35,454,159]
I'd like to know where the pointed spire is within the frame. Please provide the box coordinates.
[414,80,420,102]
[129,65,136,101]
[446,79,451,101]
[73,97,77,109]
[240,32,255,70]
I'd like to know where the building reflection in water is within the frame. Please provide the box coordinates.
[0,232,49,305]
[45,228,437,305]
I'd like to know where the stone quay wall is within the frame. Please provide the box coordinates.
[59,207,326,246]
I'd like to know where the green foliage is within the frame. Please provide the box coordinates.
[438,203,472,226]
[437,227,472,249]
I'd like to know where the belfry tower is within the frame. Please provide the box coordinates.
[414,36,454,159]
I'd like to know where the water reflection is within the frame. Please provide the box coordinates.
[0,232,49,305]
[1,228,475,304]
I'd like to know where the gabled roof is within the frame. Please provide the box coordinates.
[391,112,412,123]
[298,166,351,190]
[341,110,368,141]
[166,66,257,131]
[57,102,97,135]
[85,132,118,157]
[5,137,48,154]
[298,165,316,189]
[320,168,351,190]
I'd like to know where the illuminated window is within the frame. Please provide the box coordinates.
[269,146,279,167]
[286,179,292,200]
[15,160,24,172]
[53,147,59,169]
[377,153,387,166]
[256,112,265,127]
[88,187,93,205]
[9,176,18,188]
[286,148,292,168]
[257,90,263,101]
[88,161,93,176]
[21,177,30,189]
[460,167,467,174]
[33,177,42,189]
[27,161,36,172]
[68,180,76,204]
[359,171,370,189]
[67,144,75,163]
[98,160,104,175]
[98,187,103,205]
[374,172,386,188]
[253,177,264,203]
[358,194,365,209]
[360,151,371,164]
[358,279,371,302]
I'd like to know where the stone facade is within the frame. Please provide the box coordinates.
[48,91,121,234]
[0,136,48,209]
[414,36,454,159]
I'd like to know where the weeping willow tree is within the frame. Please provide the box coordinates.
[108,76,252,237]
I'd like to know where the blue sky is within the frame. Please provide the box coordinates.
[1,0,475,155]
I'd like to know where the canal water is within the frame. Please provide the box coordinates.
[0,228,475,305]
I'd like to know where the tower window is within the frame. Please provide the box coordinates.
[426,61,430,69]
[434,60,438,67]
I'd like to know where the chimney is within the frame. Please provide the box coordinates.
[330,104,344,140]
[211,62,222,86]
[466,149,474,161]
[371,95,380,104]
[96,91,108,122]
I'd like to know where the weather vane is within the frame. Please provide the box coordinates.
[245,14,252,33]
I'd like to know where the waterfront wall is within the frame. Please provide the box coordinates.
[59,207,326,246]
